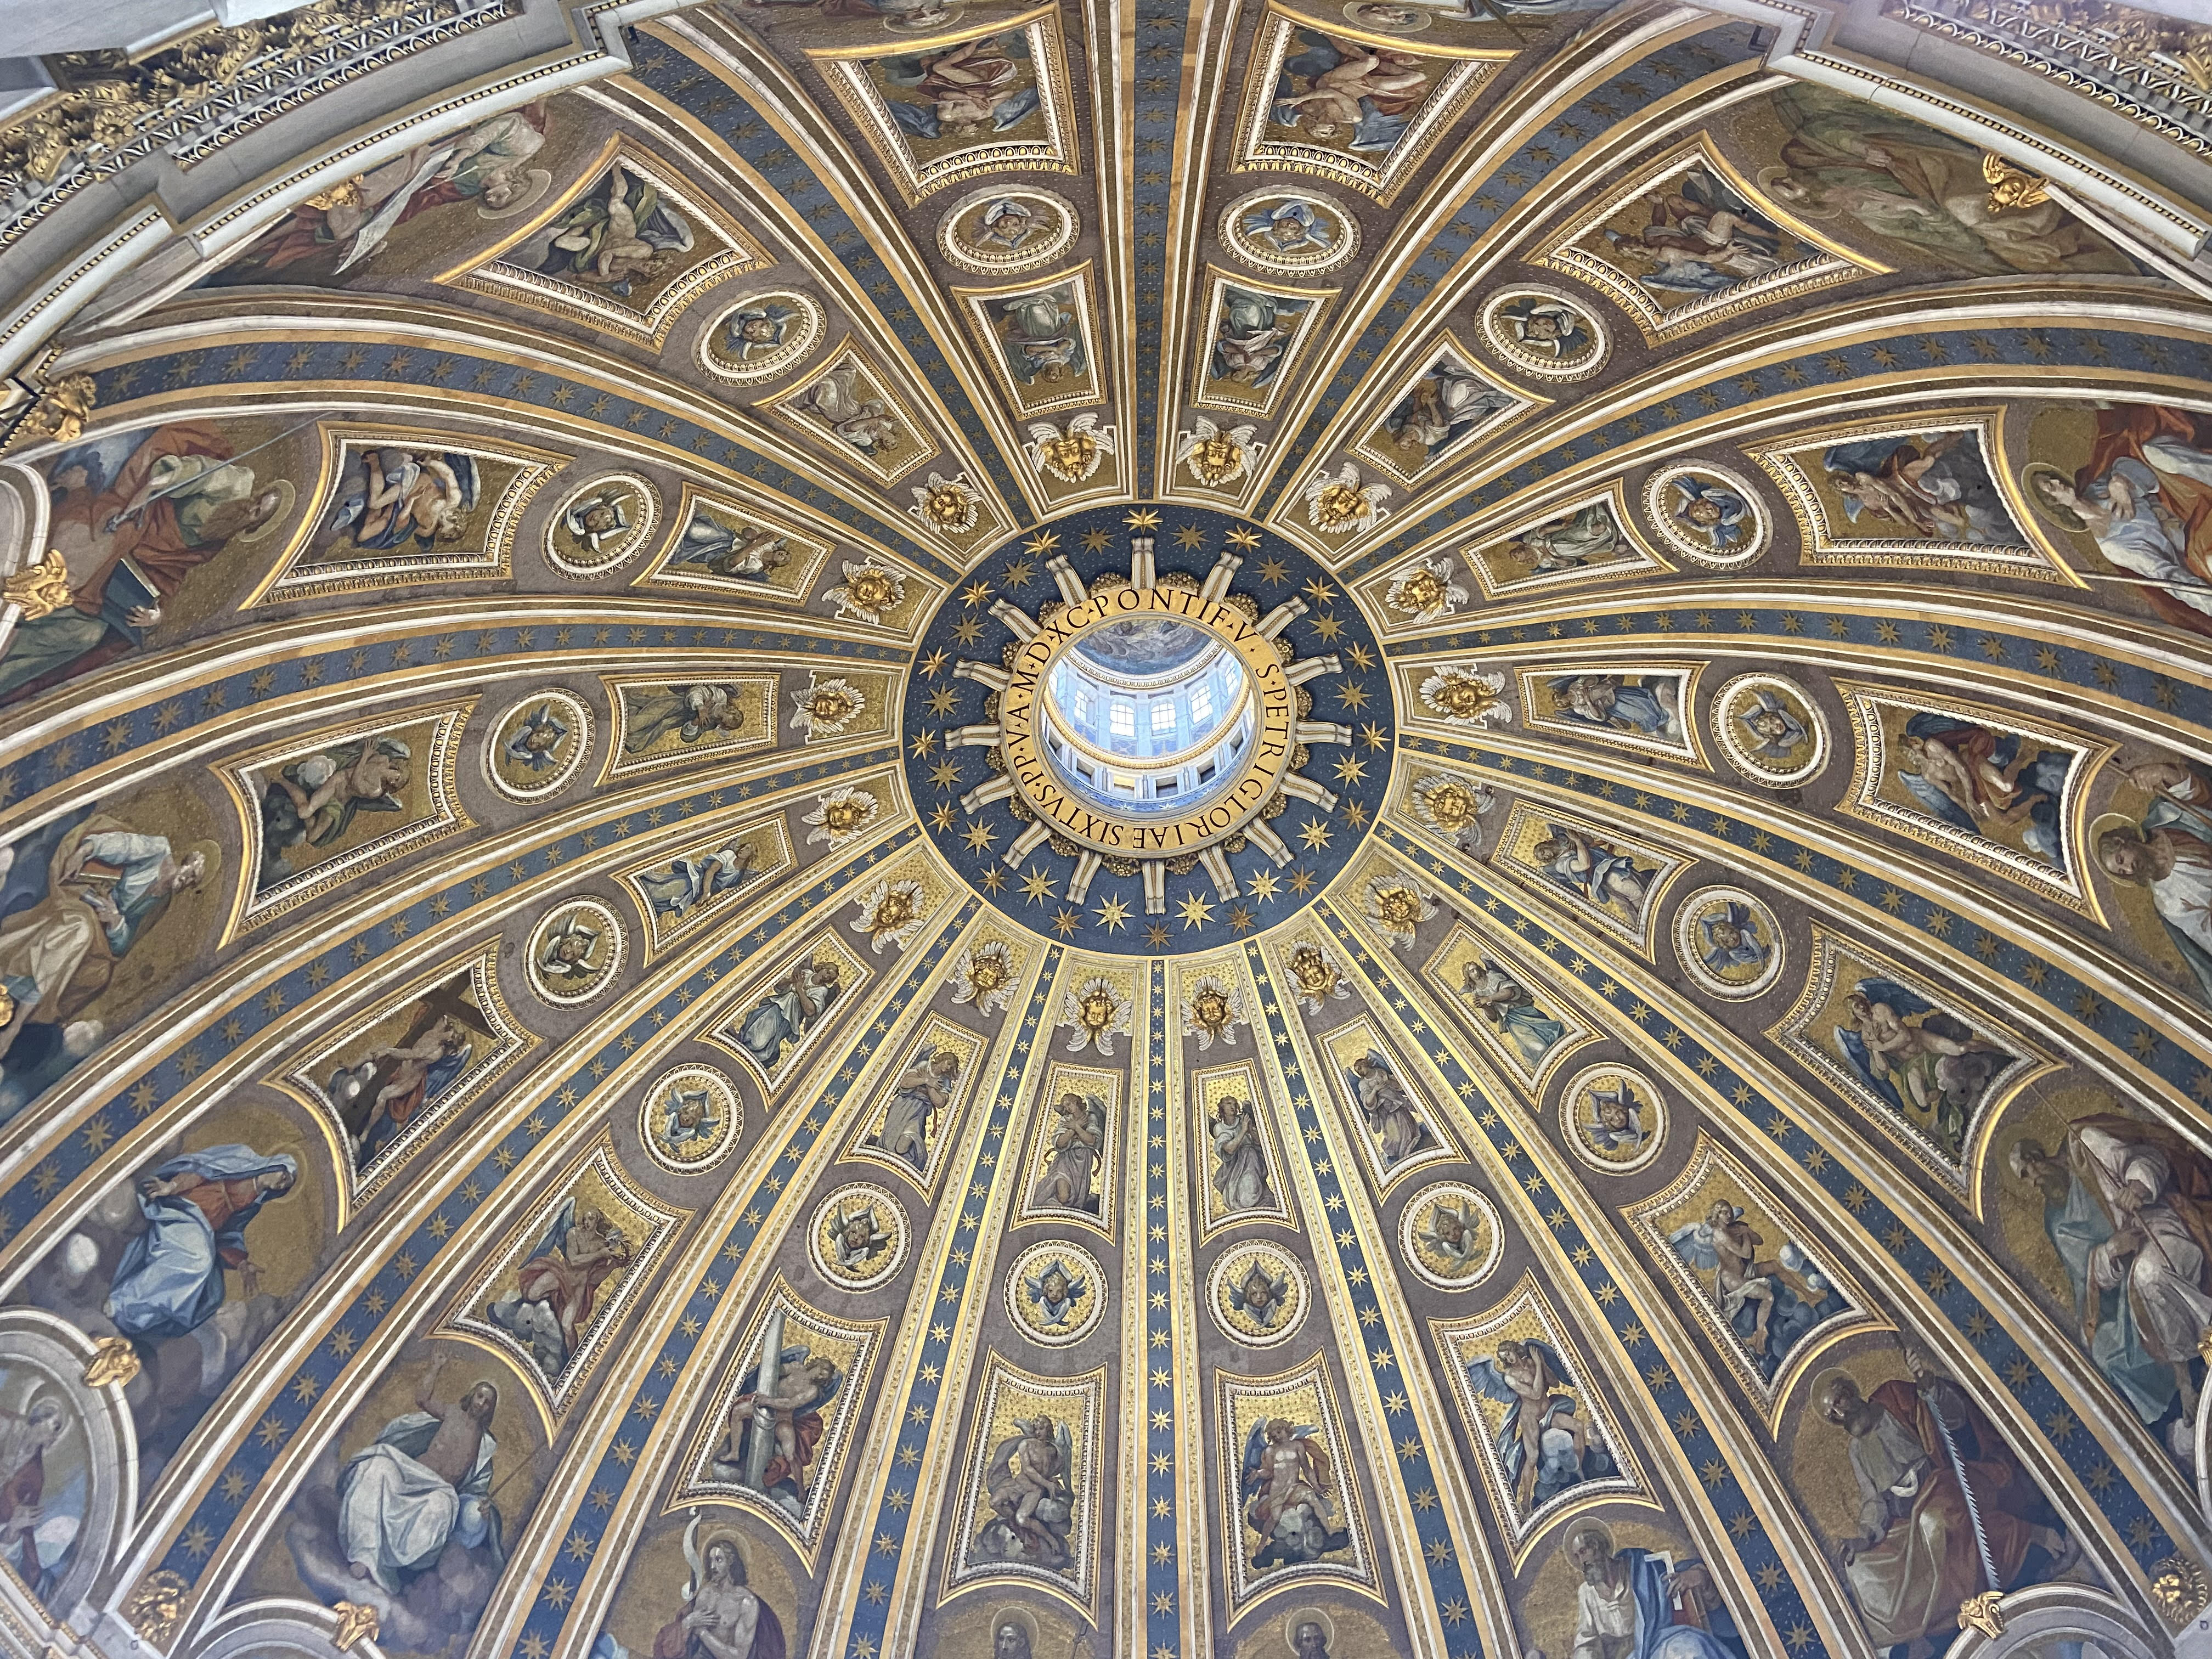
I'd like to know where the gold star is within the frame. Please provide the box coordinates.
[952,617,983,644]
[1333,754,1367,785]
[1094,895,1131,931]
[1125,507,1163,528]
[927,686,957,715]
[981,867,1007,893]
[1146,923,1171,947]
[1299,818,1333,850]
[1248,870,1280,901]
[1020,866,1057,902]
[921,648,949,676]
[1256,555,1289,584]
[930,759,961,788]
[1290,866,1317,894]
[1177,891,1214,928]
[963,821,997,851]
[1227,526,1261,549]
[961,579,993,607]
[929,803,955,830]
[1001,559,1035,587]
[1051,906,1081,937]
[1345,641,1376,669]
[1338,681,1372,711]
[1173,523,1206,549]
[1302,576,1336,603]
[1310,612,1344,642]
[1081,527,1112,551]
[1022,529,1060,554]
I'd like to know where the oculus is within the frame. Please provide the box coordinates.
[1641,461,1769,568]
[544,472,658,578]
[1206,1242,1308,1348]
[1218,187,1361,276]
[524,898,624,1007]
[937,185,1080,273]
[1398,1181,1502,1290]
[637,1064,740,1173]
[482,689,591,803]
[808,1182,910,1291]
[1005,1237,1107,1347]
[1709,672,1829,787]
[1671,884,1787,1002]
[698,289,825,385]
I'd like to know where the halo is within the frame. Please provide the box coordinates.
[1809,1365,1858,1408]
[987,1606,1040,1649]
[1283,1607,1336,1654]
[1562,1516,1616,1557]
[2087,809,2143,875]
[477,168,555,221]
[2018,461,2087,533]
[234,476,295,544]
[183,837,224,888]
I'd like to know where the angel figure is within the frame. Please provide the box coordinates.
[1304,463,1390,535]
[1021,1257,1087,1328]
[885,36,1040,141]
[1464,1338,1609,1511]
[651,1510,786,1659]
[258,735,411,879]
[975,1415,1075,1566]
[716,1342,842,1517]
[1666,1201,1835,1375]
[636,842,759,922]
[1460,960,1566,1068]
[1272,38,1431,151]
[800,365,902,457]
[1530,823,1652,918]
[1836,978,2010,1160]
[1345,1049,1429,1165]
[1666,472,1754,554]
[1241,1418,1347,1567]
[659,1082,720,1153]
[487,1197,634,1377]
[876,1046,961,1171]
[560,488,631,555]
[1031,1091,1107,1213]
[1893,712,2069,868]
[1177,418,1257,489]
[1577,1079,1649,1157]
[325,447,478,552]
[1025,414,1114,484]
[1417,1197,1487,1278]
[721,301,806,365]
[504,703,569,772]
[674,511,793,583]
[536,910,603,985]
[1734,690,1805,761]
[1697,902,1770,978]
[1210,1093,1273,1212]
[325,975,489,1156]
[1227,1259,1291,1330]
[539,158,692,295]
[1242,196,1337,258]
[825,1199,891,1274]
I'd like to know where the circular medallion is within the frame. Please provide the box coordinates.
[1673,884,1786,1002]
[1558,1064,1666,1175]
[638,1064,740,1173]
[545,472,659,578]
[1643,462,1770,568]
[1711,672,1829,787]
[1398,1182,1502,1290]
[526,899,625,1006]
[937,187,1079,274]
[1479,286,1608,382]
[903,505,1390,950]
[483,689,591,802]
[698,289,824,385]
[1005,1239,1106,1347]
[1206,1242,1309,1348]
[809,1182,910,1292]
[1220,188,1361,276]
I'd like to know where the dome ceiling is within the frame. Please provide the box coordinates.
[0,2,2208,1658]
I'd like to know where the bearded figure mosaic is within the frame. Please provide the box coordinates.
[0,1,2205,1656]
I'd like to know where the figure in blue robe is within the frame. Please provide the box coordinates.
[105,1145,298,1341]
